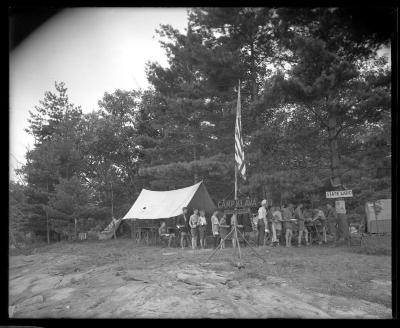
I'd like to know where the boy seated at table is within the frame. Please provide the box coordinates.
[158,221,175,248]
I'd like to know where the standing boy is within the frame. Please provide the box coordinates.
[271,207,283,246]
[219,215,229,249]
[189,209,199,249]
[177,207,190,248]
[231,213,238,248]
[326,203,338,241]
[282,204,293,247]
[211,211,220,249]
[198,210,208,249]
[312,207,327,244]
[295,203,309,246]
[257,200,268,247]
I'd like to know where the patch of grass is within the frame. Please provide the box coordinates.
[9,241,51,256]
[244,271,267,280]
[348,234,391,255]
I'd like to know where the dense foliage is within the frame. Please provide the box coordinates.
[10,8,393,243]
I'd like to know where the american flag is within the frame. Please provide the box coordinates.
[235,81,246,180]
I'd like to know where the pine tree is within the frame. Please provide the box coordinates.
[261,7,391,189]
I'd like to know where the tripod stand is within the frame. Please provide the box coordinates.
[207,218,266,268]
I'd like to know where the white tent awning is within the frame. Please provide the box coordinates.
[122,181,215,220]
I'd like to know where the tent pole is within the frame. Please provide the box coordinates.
[130,220,133,239]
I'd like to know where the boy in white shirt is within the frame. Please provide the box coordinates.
[271,207,283,246]
[257,200,268,247]
[211,211,220,249]
[189,209,199,249]
[198,210,208,249]
[312,207,328,244]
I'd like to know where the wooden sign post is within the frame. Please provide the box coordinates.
[326,190,352,214]
[335,199,346,214]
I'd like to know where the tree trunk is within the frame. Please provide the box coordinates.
[46,180,50,244]
[261,184,266,201]
[74,218,78,240]
[328,114,342,187]
[193,145,198,183]
[250,39,258,101]
[45,208,50,244]
[10,229,19,248]
[130,219,134,239]
[110,179,114,218]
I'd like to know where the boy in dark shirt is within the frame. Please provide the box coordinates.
[295,203,309,246]
[326,203,338,240]
[176,207,190,249]
[282,204,293,247]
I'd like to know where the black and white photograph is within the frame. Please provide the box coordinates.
[8,7,395,319]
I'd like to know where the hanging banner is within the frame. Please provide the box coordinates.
[217,198,258,209]
[335,200,346,214]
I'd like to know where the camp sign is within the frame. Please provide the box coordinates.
[335,200,346,214]
[218,198,258,209]
[326,190,353,198]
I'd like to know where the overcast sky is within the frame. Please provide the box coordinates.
[9,7,188,181]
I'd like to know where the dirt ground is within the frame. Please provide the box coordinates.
[9,237,392,318]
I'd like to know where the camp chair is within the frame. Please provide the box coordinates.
[306,220,322,244]
[348,219,367,247]
[158,229,177,248]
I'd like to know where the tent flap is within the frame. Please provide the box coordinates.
[122,181,216,220]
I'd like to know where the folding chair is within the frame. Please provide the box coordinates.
[306,221,322,244]
[159,232,176,248]
[348,220,366,247]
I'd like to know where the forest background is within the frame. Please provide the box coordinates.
[9,8,393,243]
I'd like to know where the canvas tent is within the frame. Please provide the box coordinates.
[122,181,216,220]
[364,199,391,233]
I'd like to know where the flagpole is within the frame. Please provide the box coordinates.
[235,79,240,202]
[235,162,238,201]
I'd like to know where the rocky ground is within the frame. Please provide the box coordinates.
[9,238,392,318]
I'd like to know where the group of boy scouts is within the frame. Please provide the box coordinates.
[255,200,350,247]
[158,200,350,249]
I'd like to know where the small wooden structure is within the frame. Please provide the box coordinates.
[365,199,391,234]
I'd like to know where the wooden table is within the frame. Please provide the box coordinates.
[305,220,323,244]
[135,227,158,245]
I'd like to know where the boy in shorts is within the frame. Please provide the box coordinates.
[189,209,199,249]
[198,210,208,249]
[176,207,190,248]
[282,204,294,247]
[295,203,309,246]
[312,207,328,244]
[271,207,283,246]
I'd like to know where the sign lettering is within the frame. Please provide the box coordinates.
[217,198,258,209]
[326,190,353,198]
